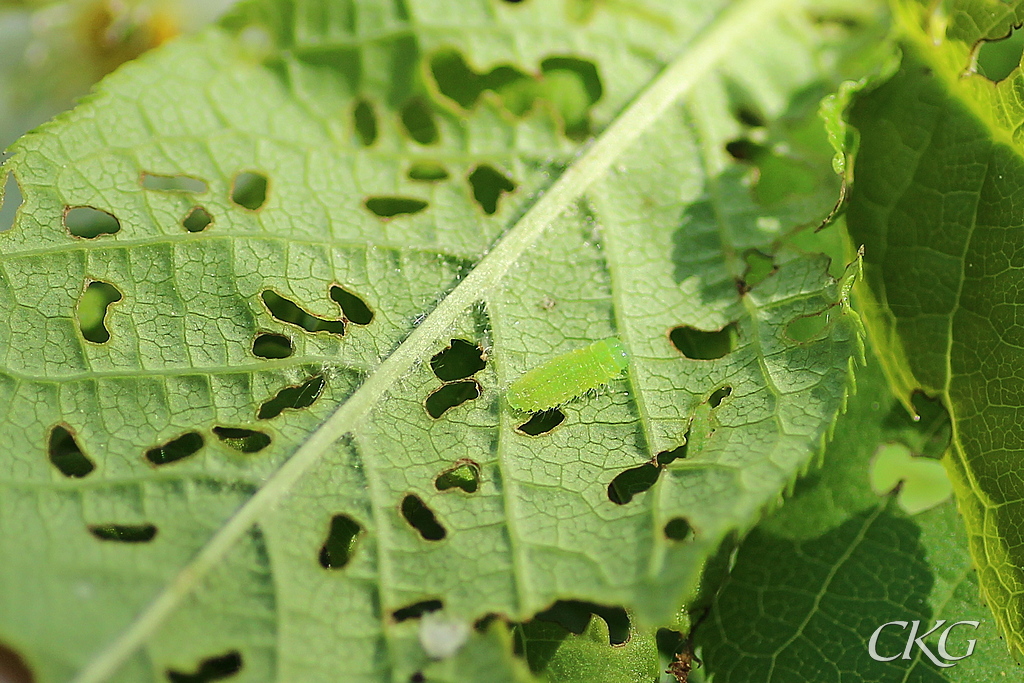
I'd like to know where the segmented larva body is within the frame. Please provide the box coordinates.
[506,337,629,413]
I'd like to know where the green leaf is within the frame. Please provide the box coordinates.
[0,0,879,680]
[698,350,1020,681]
[845,0,1024,657]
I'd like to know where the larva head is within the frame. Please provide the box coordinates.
[594,337,629,374]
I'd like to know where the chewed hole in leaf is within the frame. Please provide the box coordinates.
[408,162,449,182]
[664,517,692,541]
[0,641,33,683]
[64,206,120,238]
[709,386,732,408]
[975,26,1024,82]
[430,339,486,381]
[182,206,212,232]
[393,599,443,623]
[430,49,531,111]
[725,139,817,205]
[166,651,242,683]
[741,250,776,291]
[89,524,157,543]
[213,427,271,453]
[515,408,565,436]
[48,425,95,478]
[230,171,268,211]
[145,431,203,466]
[468,165,516,215]
[869,443,953,515]
[535,601,630,646]
[319,514,362,569]
[353,98,377,147]
[425,381,480,419]
[364,196,428,218]
[252,332,293,359]
[78,281,122,344]
[401,494,446,541]
[734,104,767,128]
[608,463,660,505]
[258,375,326,420]
[655,628,684,659]
[0,172,23,233]
[786,309,832,342]
[656,443,687,466]
[260,291,345,336]
[329,285,374,325]
[140,173,207,193]
[435,460,481,493]
[539,57,602,139]
[669,323,738,360]
[400,97,439,145]
[725,139,762,161]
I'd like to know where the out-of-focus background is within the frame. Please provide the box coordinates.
[0,0,237,151]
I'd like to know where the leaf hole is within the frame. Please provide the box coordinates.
[140,173,208,193]
[663,517,692,541]
[607,463,660,505]
[669,323,738,360]
[213,427,271,453]
[145,431,204,466]
[258,374,326,420]
[785,309,833,342]
[329,285,374,325]
[708,386,732,408]
[319,514,363,569]
[78,280,122,344]
[429,50,600,138]
[515,408,565,436]
[468,164,516,215]
[725,139,817,205]
[230,171,268,211]
[725,139,764,161]
[260,290,345,336]
[393,599,443,623]
[400,96,439,145]
[64,206,120,239]
[252,332,293,359]
[89,524,157,543]
[657,443,687,466]
[534,601,630,646]
[734,105,767,128]
[408,161,450,182]
[425,380,481,419]
[975,25,1024,82]
[739,249,776,291]
[655,628,685,659]
[401,494,446,541]
[0,641,34,683]
[430,339,486,381]
[166,651,242,683]
[182,206,213,232]
[353,98,378,146]
[48,425,95,478]
[435,460,481,493]
[364,196,429,218]
[539,56,602,139]
[0,172,23,233]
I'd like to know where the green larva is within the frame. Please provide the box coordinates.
[506,337,629,413]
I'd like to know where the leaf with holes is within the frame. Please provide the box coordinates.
[0,0,887,681]
[843,0,1024,659]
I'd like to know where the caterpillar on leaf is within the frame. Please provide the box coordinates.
[506,337,629,413]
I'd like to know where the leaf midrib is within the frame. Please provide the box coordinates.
[72,0,797,679]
